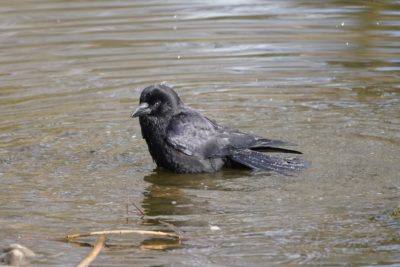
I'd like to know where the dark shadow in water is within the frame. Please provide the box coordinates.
[140,168,275,220]
[141,168,249,217]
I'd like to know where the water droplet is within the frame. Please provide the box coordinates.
[210,225,221,231]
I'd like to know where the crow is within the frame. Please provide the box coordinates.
[131,84,307,174]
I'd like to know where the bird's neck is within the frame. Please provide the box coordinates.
[139,116,169,141]
[139,115,172,166]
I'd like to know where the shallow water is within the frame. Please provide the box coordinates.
[0,0,399,266]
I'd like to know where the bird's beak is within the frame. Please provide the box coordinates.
[131,102,151,118]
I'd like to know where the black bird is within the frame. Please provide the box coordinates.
[131,84,307,174]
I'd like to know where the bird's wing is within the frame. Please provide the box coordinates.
[165,111,231,158]
[224,131,302,154]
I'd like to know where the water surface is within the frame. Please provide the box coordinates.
[0,0,399,266]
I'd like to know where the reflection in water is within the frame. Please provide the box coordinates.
[143,171,202,217]
[142,169,249,217]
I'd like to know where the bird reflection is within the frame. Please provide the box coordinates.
[141,168,248,218]
[142,170,213,217]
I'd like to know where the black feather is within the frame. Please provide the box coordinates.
[228,149,307,174]
[131,84,308,174]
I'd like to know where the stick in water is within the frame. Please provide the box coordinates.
[76,235,105,267]
[65,229,180,240]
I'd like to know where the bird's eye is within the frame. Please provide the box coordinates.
[149,101,162,114]
[152,101,161,108]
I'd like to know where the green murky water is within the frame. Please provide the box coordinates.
[0,1,399,266]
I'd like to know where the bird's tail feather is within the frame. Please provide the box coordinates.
[250,146,302,154]
[228,149,308,173]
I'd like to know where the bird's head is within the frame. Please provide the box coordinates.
[131,84,182,118]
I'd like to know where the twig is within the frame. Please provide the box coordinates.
[130,200,145,217]
[158,220,185,237]
[129,200,186,238]
[126,202,129,223]
[76,235,105,267]
[64,230,180,240]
